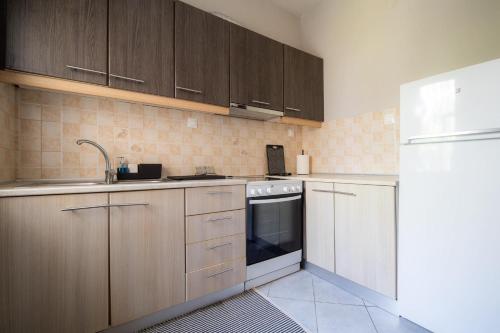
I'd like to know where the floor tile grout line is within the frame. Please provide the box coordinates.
[311,277,319,333]
[363,299,380,333]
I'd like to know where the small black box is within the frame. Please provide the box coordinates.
[117,164,162,180]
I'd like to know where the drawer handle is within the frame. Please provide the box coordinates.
[207,191,234,195]
[285,106,301,112]
[333,191,356,197]
[206,268,233,278]
[206,216,232,223]
[207,242,233,250]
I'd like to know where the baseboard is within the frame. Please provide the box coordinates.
[101,283,245,333]
[305,262,399,315]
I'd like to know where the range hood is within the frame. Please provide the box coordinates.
[229,103,284,121]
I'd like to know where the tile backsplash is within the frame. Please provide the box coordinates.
[1,85,400,181]
[303,109,399,175]
[0,83,17,181]
[16,88,303,179]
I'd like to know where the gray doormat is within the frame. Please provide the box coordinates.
[141,290,307,333]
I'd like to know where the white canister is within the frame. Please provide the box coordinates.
[297,154,310,175]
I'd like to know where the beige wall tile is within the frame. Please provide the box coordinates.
[42,121,61,138]
[20,103,41,120]
[42,152,61,168]
[42,105,61,122]
[42,137,61,152]
[20,119,41,138]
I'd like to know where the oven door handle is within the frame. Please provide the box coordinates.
[249,195,302,205]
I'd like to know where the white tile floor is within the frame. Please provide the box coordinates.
[255,270,430,333]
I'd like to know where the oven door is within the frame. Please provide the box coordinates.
[246,193,303,266]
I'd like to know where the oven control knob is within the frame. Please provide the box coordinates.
[296,185,301,192]
[266,187,272,194]
[250,189,256,196]
[291,186,296,192]
[257,188,263,195]
[283,186,289,192]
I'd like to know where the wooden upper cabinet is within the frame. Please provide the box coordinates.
[230,24,284,111]
[109,0,174,96]
[5,0,107,84]
[284,46,324,121]
[175,2,229,106]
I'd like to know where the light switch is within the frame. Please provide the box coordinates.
[187,117,198,128]
[288,128,294,137]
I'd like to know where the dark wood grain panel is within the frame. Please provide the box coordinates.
[0,0,6,69]
[175,2,229,106]
[230,24,284,111]
[284,46,324,121]
[5,0,107,85]
[109,0,174,96]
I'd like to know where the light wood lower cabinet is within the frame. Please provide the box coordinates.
[186,258,246,301]
[186,233,246,272]
[0,194,109,333]
[110,189,185,326]
[305,182,335,272]
[185,185,245,215]
[334,183,396,298]
[186,209,246,243]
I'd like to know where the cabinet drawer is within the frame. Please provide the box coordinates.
[186,234,245,272]
[185,185,245,215]
[186,209,245,243]
[186,258,246,300]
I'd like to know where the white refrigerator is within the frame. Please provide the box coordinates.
[399,58,500,333]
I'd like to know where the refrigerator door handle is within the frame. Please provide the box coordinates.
[406,127,500,144]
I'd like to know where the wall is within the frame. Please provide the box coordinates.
[300,0,500,174]
[183,0,302,48]
[16,88,302,179]
[0,83,17,181]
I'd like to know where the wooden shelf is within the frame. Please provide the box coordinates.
[0,70,230,115]
[0,70,322,127]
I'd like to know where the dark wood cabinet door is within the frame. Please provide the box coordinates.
[109,0,174,97]
[230,24,284,111]
[284,46,324,121]
[5,0,107,85]
[175,2,229,106]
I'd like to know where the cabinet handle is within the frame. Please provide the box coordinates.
[206,216,232,223]
[312,189,356,196]
[207,191,233,195]
[66,65,106,75]
[62,202,149,212]
[176,86,203,94]
[206,268,233,278]
[333,191,356,197]
[312,189,334,194]
[285,106,301,112]
[61,204,110,212]
[251,99,271,106]
[207,242,233,250]
[110,74,145,84]
[110,203,150,208]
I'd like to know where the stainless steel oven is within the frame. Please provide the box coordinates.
[244,179,303,289]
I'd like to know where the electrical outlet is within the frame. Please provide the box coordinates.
[187,117,198,128]
[383,109,396,125]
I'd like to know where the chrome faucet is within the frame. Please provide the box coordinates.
[76,139,115,184]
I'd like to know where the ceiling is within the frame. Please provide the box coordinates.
[270,0,323,18]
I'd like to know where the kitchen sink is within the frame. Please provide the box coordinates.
[12,179,168,188]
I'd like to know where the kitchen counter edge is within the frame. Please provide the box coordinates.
[268,173,399,186]
[0,179,247,198]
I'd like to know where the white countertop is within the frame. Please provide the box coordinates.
[0,178,247,198]
[268,173,399,186]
